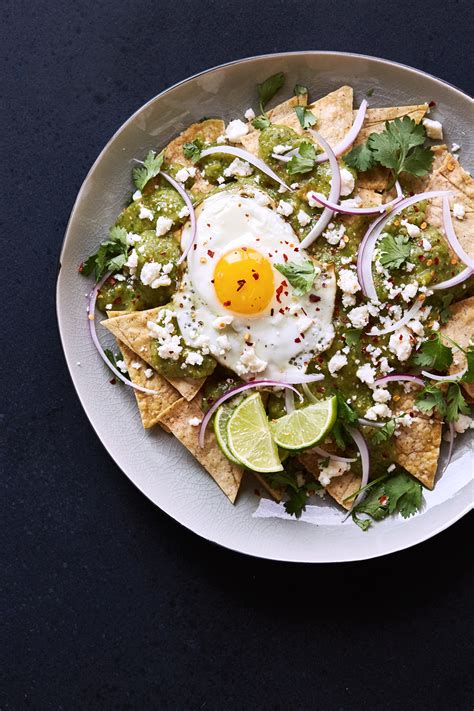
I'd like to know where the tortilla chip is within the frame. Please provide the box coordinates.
[441,296,474,401]
[240,95,307,155]
[394,416,442,489]
[253,474,284,502]
[308,85,354,149]
[102,308,204,401]
[158,398,243,503]
[298,450,361,510]
[355,103,429,191]
[116,340,181,429]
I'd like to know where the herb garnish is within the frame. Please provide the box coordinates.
[287,141,316,174]
[416,382,469,422]
[267,460,322,519]
[413,332,453,371]
[293,83,308,97]
[345,117,434,180]
[251,72,286,130]
[371,419,396,445]
[294,105,317,130]
[344,329,362,347]
[183,140,201,162]
[378,233,411,269]
[351,471,423,530]
[275,260,316,296]
[132,149,165,191]
[104,349,130,382]
[80,226,129,280]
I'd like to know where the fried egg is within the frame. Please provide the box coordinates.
[174,188,336,380]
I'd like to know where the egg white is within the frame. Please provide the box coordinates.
[174,188,336,380]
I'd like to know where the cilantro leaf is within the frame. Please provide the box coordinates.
[293,83,308,97]
[104,349,130,382]
[257,72,285,114]
[464,345,474,383]
[439,293,454,324]
[80,226,129,280]
[345,329,362,347]
[446,383,469,422]
[330,420,348,450]
[336,392,358,425]
[284,487,308,518]
[275,260,316,296]
[132,149,165,191]
[252,115,271,130]
[295,105,317,130]
[415,384,447,418]
[183,141,201,162]
[384,472,423,518]
[344,142,377,172]
[368,117,433,177]
[378,233,411,269]
[351,481,388,530]
[371,419,396,445]
[413,333,453,371]
[287,141,316,175]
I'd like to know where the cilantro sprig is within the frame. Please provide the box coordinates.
[294,105,317,130]
[267,460,322,519]
[413,332,453,371]
[371,419,396,445]
[351,471,423,531]
[287,141,316,174]
[132,149,165,191]
[378,233,411,269]
[416,382,469,422]
[80,226,129,280]
[252,72,285,130]
[182,140,201,162]
[275,259,316,296]
[345,116,434,180]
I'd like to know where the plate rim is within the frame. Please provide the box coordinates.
[56,50,473,563]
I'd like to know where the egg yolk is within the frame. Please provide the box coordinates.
[214,247,274,315]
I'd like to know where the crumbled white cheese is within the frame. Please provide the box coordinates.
[223,158,253,177]
[356,363,376,384]
[401,219,421,238]
[306,192,321,208]
[348,305,370,329]
[140,262,172,289]
[338,268,361,295]
[323,222,346,246]
[431,320,440,331]
[144,368,154,379]
[372,388,391,403]
[379,357,392,375]
[217,176,225,184]
[454,414,474,433]
[216,335,231,353]
[175,167,196,183]
[407,319,424,337]
[212,315,234,330]
[185,351,204,366]
[273,144,293,154]
[178,206,190,219]
[290,183,300,190]
[139,206,154,221]
[114,274,126,282]
[216,135,226,145]
[244,107,256,121]
[401,282,418,302]
[453,202,465,220]
[422,118,443,140]
[131,361,141,370]
[188,417,202,427]
[339,167,355,197]
[155,216,173,236]
[276,199,294,217]
[126,232,141,246]
[451,142,461,153]
[364,403,392,421]
[105,303,112,310]
[132,190,142,201]
[340,196,362,209]
[387,463,396,473]
[328,351,348,376]
[157,335,182,361]
[389,327,413,362]
[278,184,288,194]
[405,262,415,273]
[115,359,127,373]
[318,460,351,487]
[125,248,139,275]
[297,209,311,227]
[421,237,432,251]
[342,293,356,308]
[237,347,267,374]
[225,119,249,143]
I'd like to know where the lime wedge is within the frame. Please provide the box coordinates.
[270,396,337,451]
[227,392,283,473]
[213,404,242,465]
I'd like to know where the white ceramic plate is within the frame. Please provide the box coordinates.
[57,52,473,562]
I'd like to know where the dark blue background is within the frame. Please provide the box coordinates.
[2,0,473,708]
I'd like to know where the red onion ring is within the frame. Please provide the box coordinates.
[298,131,341,249]
[357,418,386,429]
[357,190,452,300]
[285,389,295,413]
[198,146,292,192]
[314,100,368,163]
[160,171,196,265]
[375,374,425,388]
[367,298,424,337]
[307,182,403,216]
[422,365,467,382]
[87,273,161,395]
[442,196,474,270]
[198,380,302,448]
[432,267,473,291]
[312,446,357,463]
[346,427,370,508]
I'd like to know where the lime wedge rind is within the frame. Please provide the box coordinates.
[227,392,283,473]
[270,396,337,451]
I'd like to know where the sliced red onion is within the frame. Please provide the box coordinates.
[198,380,301,448]
[432,267,473,291]
[298,131,341,249]
[271,147,299,162]
[442,196,474,270]
[312,446,357,463]
[285,389,295,413]
[346,427,370,508]
[301,383,317,402]
[367,297,424,337]
[87,273,161,395]
[160,171,196,265]
[314,100,368,163]
[306,185,403,216]
[422,365,467,382]
[357,418,386,429]
[375,374,425,388]
[357,190,453,300]
[441,422,455,475]
[199,146,292,192]
[277,372,325,384]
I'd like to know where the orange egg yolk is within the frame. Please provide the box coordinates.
[214,247,274,315]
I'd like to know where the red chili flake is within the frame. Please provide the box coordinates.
[193,244,197,250]
[252,272,260,280]
[224,300,231,307]
[211,279,214,284]
[237,279,246,291]
[294,337,301,343]
[113,296,122,305]
[284,291,288,297]
[283,253,289,262]
[301,307,307,316]
[78,262,84,273]
[399,334,403,341]
[379,495,388,506]
[434,257,439,265]
[242,247,247,251]
[418,255,425,261]
[276,284,285,303]
[109,378,117,385]
[309,295,321,303]
[428,100,436,108]
[268,252,273,258]
[279,308,285,315]
[207,249,215,258]
[294,247,299,252]
[300,333,305,339]
[247,341,254,346]
[206,223,211,227]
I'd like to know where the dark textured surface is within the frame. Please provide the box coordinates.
[2,0,473,708]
